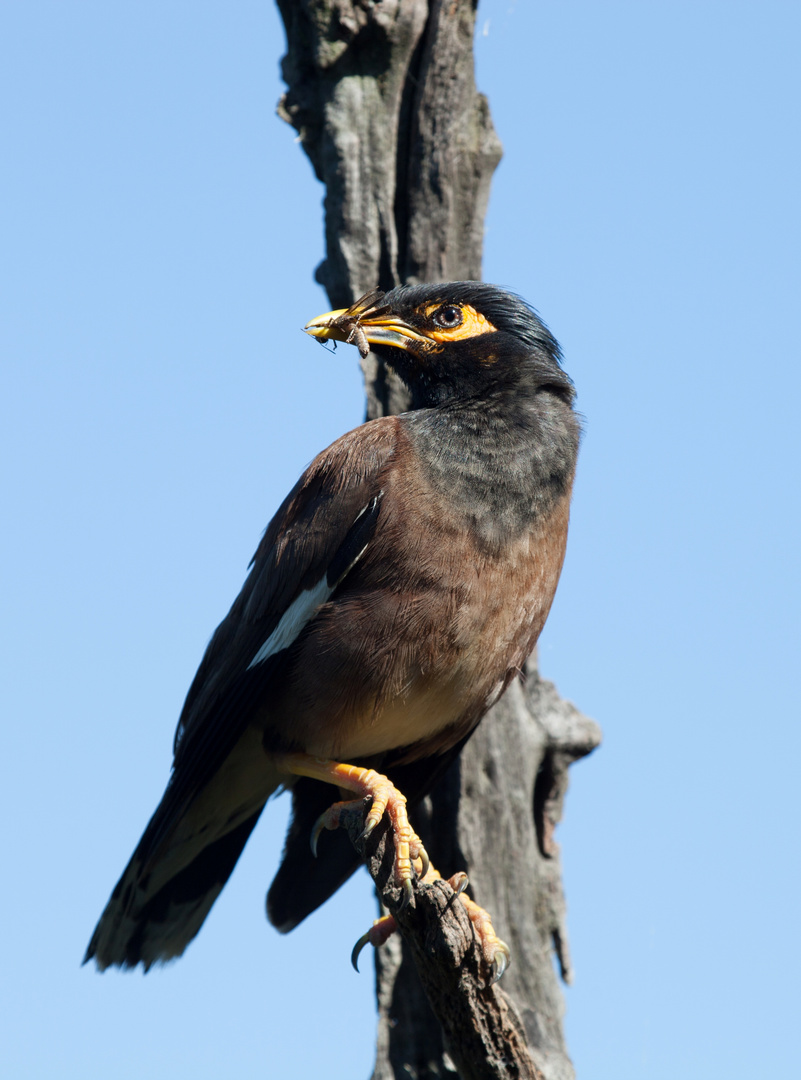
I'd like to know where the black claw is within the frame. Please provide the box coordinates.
[358,819,376,844]
[417,848,430,880]
[490,944,511,985]
[453,874,469,897]
[351,930,371,973]
[397,878,413,913]
[310,814,326,857]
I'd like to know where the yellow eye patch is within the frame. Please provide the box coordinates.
[421,303,498,342]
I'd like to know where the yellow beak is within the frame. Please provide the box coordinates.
[304,292,429,352]
[303,307,351,344]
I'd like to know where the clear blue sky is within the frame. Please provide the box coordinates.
[2,2,799,1077]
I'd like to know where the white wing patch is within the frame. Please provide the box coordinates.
[247,574,333,670]
[247,493,381,671]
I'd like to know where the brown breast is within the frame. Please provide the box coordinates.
[263,423,574,764]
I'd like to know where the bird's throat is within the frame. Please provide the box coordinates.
[405,390,578,549]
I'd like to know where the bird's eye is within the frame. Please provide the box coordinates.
[432,304,463,329]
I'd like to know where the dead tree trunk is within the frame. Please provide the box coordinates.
[276,3,601,1078]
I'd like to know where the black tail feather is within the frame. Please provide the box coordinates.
[86,808,263,970]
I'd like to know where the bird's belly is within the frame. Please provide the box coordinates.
[303,673,466,761]
[277,580,542,763]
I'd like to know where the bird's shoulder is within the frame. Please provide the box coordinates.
[249,413,402,573]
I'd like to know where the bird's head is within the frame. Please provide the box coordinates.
[304,282,574,409]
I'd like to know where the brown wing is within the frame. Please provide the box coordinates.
[136,417,400,863]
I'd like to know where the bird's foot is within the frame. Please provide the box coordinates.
[276,755,509,982]
[350,863,510,984]
[447,872,511,984]
[276,754,429,909]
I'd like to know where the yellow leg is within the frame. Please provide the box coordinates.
[275,753,429,908]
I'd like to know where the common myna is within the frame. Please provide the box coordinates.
[85,282,579,977]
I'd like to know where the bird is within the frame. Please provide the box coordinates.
[84,281,580,977]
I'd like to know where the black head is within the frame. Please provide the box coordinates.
[305,282,574,409]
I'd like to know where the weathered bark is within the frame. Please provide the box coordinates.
[277,0,500,418]
[276,3,601,1077]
